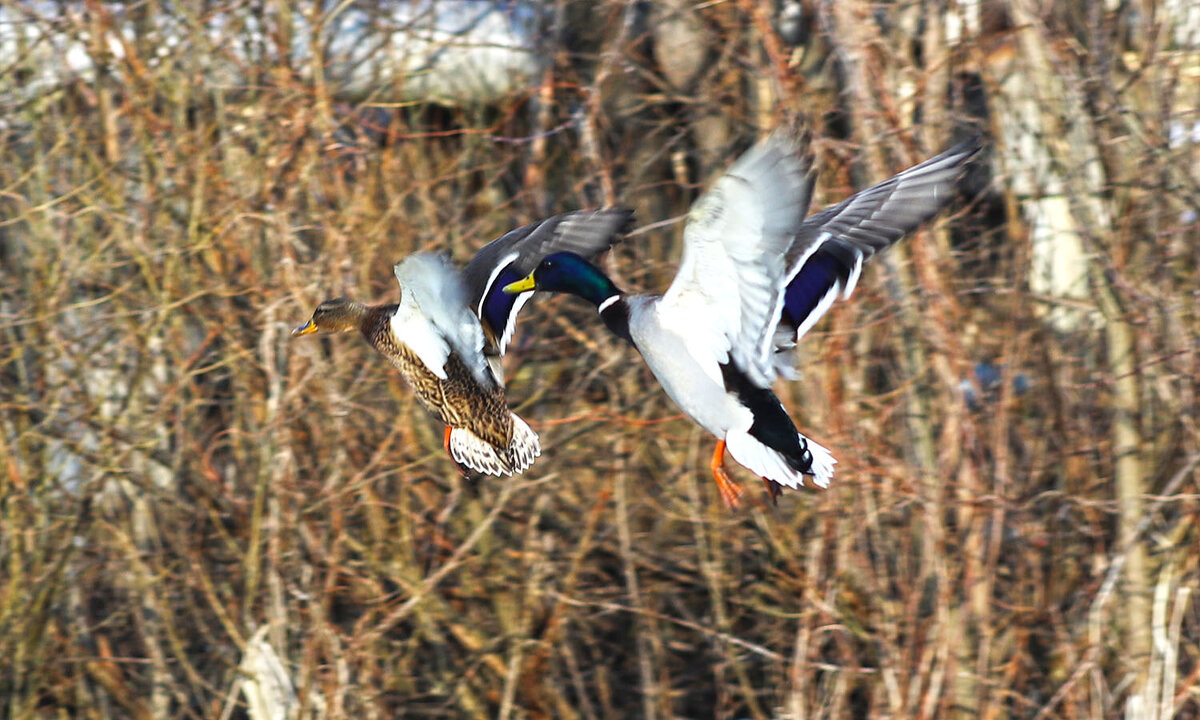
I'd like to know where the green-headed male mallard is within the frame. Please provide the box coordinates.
[504,129,980,505]
[294,209,633,476]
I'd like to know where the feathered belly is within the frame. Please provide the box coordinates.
[632,326,744,439]
[390,346,514,450]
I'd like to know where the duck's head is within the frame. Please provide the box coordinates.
[292,298,366,336]
[503,252,618,306]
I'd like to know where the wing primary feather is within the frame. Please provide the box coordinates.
[773,137,981,349]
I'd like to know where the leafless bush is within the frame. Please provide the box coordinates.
[1,1,1197,718]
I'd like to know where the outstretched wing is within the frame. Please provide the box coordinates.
[772,138,983,373]
[463,208,634,357]
[658,127,815,389]
[392,252,495,389]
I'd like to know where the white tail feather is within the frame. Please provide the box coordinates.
[802,436,836,488]
[725,430,837,490]
[447,415,540,477]
[507,413,540,473]
[449,428,512,477]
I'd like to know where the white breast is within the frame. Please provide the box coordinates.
[628,297,749,439]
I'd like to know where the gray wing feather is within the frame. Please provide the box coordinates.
[393,252,495,388]
[462,208,633,356]
[462,208,634,309]
[659,127,815,389]
[788,138,983,269]
[767,138,983,373]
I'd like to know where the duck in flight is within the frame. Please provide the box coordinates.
[504,129,980,505]
[293,209,633,476]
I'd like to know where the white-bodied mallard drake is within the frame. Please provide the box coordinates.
[505,129,980,505]
[294,208,633,476]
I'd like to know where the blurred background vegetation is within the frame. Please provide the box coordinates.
[1,1,1198,718]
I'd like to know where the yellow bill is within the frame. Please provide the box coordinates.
[292,320,318,336]
[503,274,536,294]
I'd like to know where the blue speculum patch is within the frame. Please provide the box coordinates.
[781,252,843,329]
[481,265,523,336]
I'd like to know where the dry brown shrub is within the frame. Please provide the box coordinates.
[1,1,1197,719]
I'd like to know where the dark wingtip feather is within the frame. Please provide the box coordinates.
[938,133,987,169]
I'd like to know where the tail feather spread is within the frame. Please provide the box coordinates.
[449,428,513,477]
[507,413,540,473]
[802,436,836,488]
[725,430,836,490]
[448,414,540,477]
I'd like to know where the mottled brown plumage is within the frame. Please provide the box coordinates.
[360,303,515,453]
[292,209,632,476]
[293,297,527,475]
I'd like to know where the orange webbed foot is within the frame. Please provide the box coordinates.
[710,440,743,509]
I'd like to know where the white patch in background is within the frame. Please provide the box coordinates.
[1,1,546,106]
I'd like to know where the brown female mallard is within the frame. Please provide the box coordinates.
[293,209,632,476]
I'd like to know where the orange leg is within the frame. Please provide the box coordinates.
[710,440,744,509]
[443,426,470,477]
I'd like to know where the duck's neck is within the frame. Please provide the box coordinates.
[562,267,632,344]
[597,294,633,344]
[360,302,396,340]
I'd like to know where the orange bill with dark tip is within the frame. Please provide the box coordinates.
[292,320,318,336]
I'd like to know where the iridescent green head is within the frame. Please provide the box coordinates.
[502,252,620,307]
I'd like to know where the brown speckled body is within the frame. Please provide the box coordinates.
[361,305,513,451]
